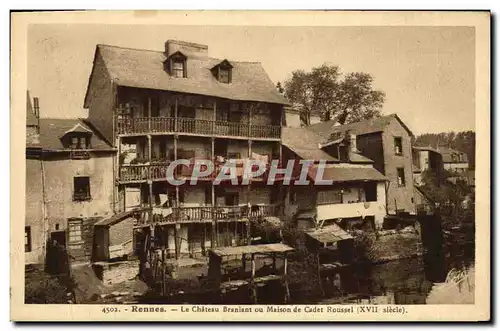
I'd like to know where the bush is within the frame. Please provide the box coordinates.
[25,269,74,304]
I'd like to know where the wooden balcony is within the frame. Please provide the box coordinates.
[119,163,171,183]
[117,117,281,140]
[151,204,283,224]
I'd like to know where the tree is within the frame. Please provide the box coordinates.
[283,64,385,125]
[276,81,284,94]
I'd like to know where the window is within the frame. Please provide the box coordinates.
[69,135,89,149]
[25,226,31,252]
[364,183,377,202]
[397,168,406,187]
[172,59,185,78]
[73,176,91,201]
[394,137,403,155]
[219,68,230,84]
[68,221,82,243]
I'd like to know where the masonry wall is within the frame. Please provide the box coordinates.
[42,153,115,231]
[25,158,45,264]
[87,50,115,145]
[356,132,385,174]
[381,119,415,214]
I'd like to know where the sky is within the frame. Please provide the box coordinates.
[28,24,475,135]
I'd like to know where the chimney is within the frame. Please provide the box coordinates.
[33,97,40,119]
[347,131,357,153]
[165,40,208,58]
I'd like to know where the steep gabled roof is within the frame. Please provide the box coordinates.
[35,118,112,150]
[85,44,290,107]
[309,114,414,143]
[282,127,338,162]
[307,165,388,183]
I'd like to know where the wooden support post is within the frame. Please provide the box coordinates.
[242,253,246,271]
[213,99,217,133]
[161,248,166,296]
[251,253,257,303]
[148,96,152,131]
[174,96,178,132]
[211,137,216,249]
[317,253,324,297]
[175,223,181,260]
[283,252,290,303]
[148,180,153,223]
[272,254,276,269]
[147,134,152,162]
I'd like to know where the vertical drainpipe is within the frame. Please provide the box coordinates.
[111,79,117,214]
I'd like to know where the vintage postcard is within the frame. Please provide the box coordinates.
[11,10,490,322]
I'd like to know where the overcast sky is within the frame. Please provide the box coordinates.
[28,24,475,135]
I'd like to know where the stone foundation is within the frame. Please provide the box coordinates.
[92,260,140,286]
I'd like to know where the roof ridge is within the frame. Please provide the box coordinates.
[97,43,164,54]
[98,44,262,64]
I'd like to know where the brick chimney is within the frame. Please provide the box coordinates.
[346,131,358,153]
[165,40,208,58]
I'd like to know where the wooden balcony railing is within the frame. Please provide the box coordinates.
[119,163,171,182]
[151,204,283,224]
[117,117,281,139]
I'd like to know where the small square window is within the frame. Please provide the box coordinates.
[394,137,403,155]
[73,176,91,201]
[397,168,406,187]
[25,226,32,252]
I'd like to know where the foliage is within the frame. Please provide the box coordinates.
[414,131,475,169]
[420,169,470,206]
[276,81,284,94]
[283,64,385,125]
[25,269,75,304]
[352,231,374,263]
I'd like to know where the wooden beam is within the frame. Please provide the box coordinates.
[175,223,181,260]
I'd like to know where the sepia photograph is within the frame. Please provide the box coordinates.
[11,10,490,322]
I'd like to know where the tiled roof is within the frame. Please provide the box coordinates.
[282,127,338,162]
[282,127,373,163]
[438,147,469,163]
[305,224,353,243]
[94,209,138,227]
[92,44,290,106]
[210,243,294,257]
[34,118,113,150]
[309,114,414,142]
[307,165,387,183]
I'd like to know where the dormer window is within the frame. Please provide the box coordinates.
[70,135,89,149]
[166,51,187,78]
[211,60,233,84]
[61,122,93,150]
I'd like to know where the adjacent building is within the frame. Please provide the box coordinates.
[308,114,415,215]
[412,146,444,186]
[282,126,388,231]
[83,40,289,259]
[438,147,469,175]
[25,93,116,264]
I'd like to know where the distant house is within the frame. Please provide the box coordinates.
[412,146,444,186]
[282,126,388,230]
[25,92,116,265]
[308,114,415,215]
[438,147,469,175]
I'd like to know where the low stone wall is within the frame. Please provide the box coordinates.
[92,260,139,286]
